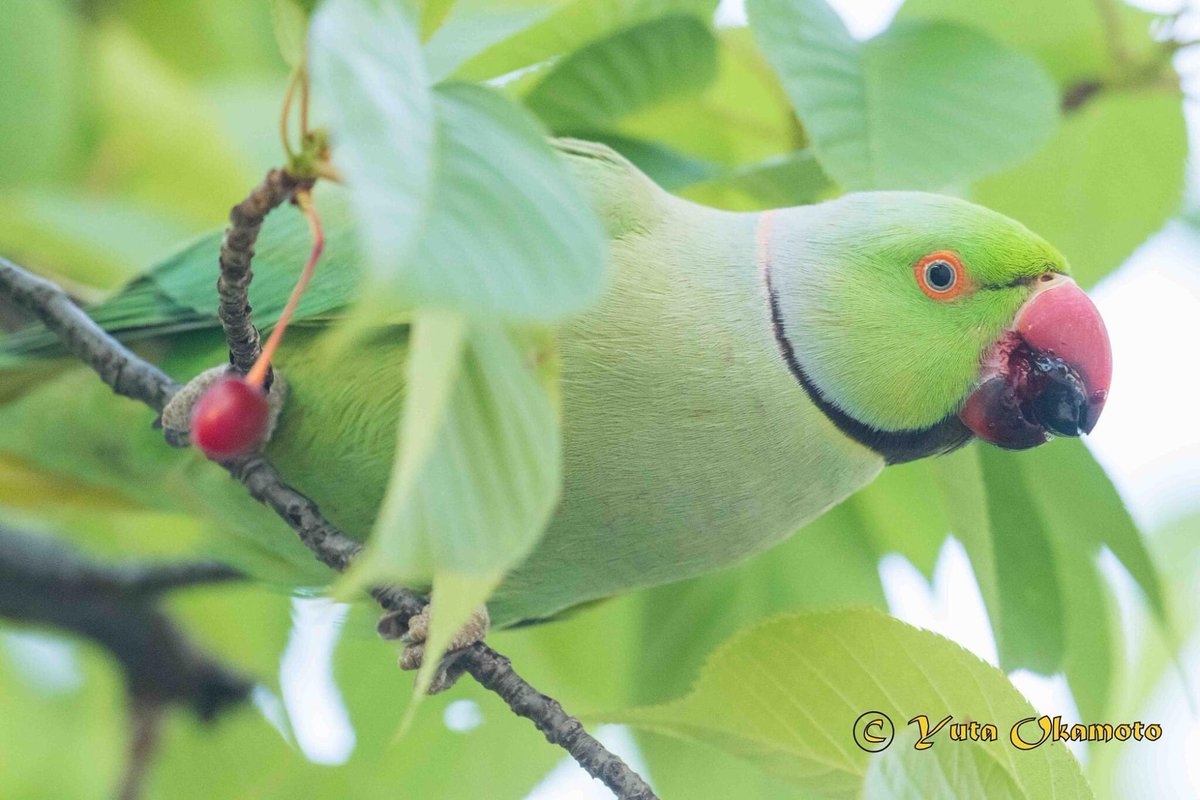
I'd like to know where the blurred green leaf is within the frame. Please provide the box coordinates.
[849,459,951,579]
[0,191,192,292]
[348,316,561,693]
[748,0,1058,191]
[933,445,1117,714]
[681,149,831,210]
[620,26,801,166]
[630,502,886,705]
[313,0,607,321]
[356,321,559,584]
[929,446,995,611]
[610,609,1093,798]
[638,731,810,800]
[91,23,260,226]
[969,438,1162,717]
[107,0,283,78]
[0,635,124,799]
[421,0,458,40]
[422,0,560,82]
[270,0,311,68]
[0,368,329,585]
[977,446,1065,674]
[0,0,80,186]
[588,133,721,191]
[450,0,719,82]
[1049,526,1117,721]
[525,14,718,131]
[898,0,1159,86]
[309,0,436,310]
[1003,439,1163,718]
[392,82,608,320]
[1020,439,1165,625]
[974,90,1186,288]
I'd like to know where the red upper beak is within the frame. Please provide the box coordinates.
[960,275,1112,449]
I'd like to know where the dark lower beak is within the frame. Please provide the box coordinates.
[960,276,1112,450]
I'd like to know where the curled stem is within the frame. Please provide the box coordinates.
[279,67,302,160]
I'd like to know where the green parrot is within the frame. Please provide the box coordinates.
[0,140,1111,628]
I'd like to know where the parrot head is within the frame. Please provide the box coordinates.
[765,192,1111,462]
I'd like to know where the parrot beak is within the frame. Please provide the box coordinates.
[959,274,1112,450]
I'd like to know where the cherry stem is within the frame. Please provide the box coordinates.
[299,67,310,139]
[279,67,301,160]
[245,190,323,389]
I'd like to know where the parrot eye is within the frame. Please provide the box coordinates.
[914,251,968,301]
[926,261,955,290]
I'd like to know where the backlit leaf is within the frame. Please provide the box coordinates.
[748,0,1059,190]
[610,609,1093,798]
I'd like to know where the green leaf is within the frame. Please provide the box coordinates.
[929,445,998,629]
[1020,439,1165,625]
[977,446,1065,674]
[270,0,310,67]
[91,23,260,226]
[0,191,193,291]
[610,609,1093,798]
[354,321,560,583]
[863,731,1025,799]
[393,82,607,320]
[0,598,559,800]
[619,26,804,167]
[312,0,607,322]
[747,0,1059,191]
[0,0,80,186]
[849,459,953,579]
[309,0,436,305]
[898,0,1159,86]
[450,0,719,82]
[101,0,282,78]
[1048,527,1117,721]
[973,90,1186,288]
[350,316,561,697]
[0,635,125,798]
[588,133,721,191]
[638,732,812,799]
[420,0,457,40]
[524,14,718,132]
[422,0,560,83]
[630,502,886,705]
[0,368,330,585]
[1003,439,1163,718]
[936,441,1151,718]
[681,150,832,211]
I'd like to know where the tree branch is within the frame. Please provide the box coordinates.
[0,525,252,716]
[218,169,313,379]
[0,524,253,799]
[0,255,658,800]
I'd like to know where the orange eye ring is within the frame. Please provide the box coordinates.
[914,251,969,301]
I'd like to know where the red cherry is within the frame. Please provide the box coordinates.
[190,376,270,460]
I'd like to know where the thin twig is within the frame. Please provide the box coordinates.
[465,643,659,800]
[118,699,164,800]
[0,256,659,800]
[1095,0,1132,67]
[0,524,253,719]
[0,258,177,411]
[218,170,313,378]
